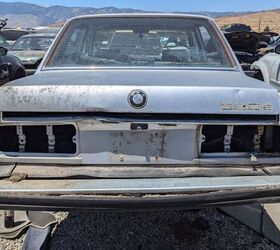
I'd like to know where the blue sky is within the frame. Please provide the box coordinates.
[2,0,280,12]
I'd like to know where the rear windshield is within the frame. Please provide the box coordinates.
[46,17,233,68]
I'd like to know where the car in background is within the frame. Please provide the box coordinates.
[31,27,61,34]
[251,45,280,84]
[259,36,280,56]
[94,30,162,63]
[8,33,56,75]
[222,24,279,71]
[1,29,29,47]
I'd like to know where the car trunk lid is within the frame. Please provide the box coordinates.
[0,70,278,116]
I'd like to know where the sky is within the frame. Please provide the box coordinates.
[2,0,280,12]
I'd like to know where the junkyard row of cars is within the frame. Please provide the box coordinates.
[1,14,280,210]
[0,18,58,82]
[222,23,280,70]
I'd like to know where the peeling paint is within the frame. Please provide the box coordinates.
[0,83,278,115]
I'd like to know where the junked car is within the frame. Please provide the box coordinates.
[258,36,280,56]
[1,29,29,47]
[222,24,278,71]
[8,33,56,75]
[1,14,280,210]
[251,45,280,84]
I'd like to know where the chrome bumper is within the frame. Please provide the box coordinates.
[1,176,280,194]
[0,176,280,210]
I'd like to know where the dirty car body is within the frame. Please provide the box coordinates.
[1,14,280,210]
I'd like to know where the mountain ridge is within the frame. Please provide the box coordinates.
[0,1,250,28]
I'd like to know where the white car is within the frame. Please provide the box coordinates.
[251,45,280,85]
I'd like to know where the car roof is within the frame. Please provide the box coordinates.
[18,33,57,38]
[70,13,213,21]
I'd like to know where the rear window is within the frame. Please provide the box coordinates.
[46,17,233,68]
[11,36,54,51]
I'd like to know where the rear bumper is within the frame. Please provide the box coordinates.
[1,176,280,210]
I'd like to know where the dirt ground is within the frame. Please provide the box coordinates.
[0,208,279,250]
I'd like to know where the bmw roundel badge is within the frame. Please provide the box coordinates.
[128,90,148,109]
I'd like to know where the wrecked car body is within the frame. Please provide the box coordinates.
[1,14,280,210]
[223,31,263,70]
[258,36,280,56]
[251,45,280,84]
[222,24,278,71]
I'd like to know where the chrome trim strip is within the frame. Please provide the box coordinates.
[70,13,214,20]
[40,67,239,72]
[1,115,277,125]
[1,176,280,194]
[270,79,280,86]
[0,155,82,164]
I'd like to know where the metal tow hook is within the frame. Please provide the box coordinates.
[250,126,264,163]
[46,125,56,153]
[253,126,264,153]
[224,125,234,153]
[16,125,26,152]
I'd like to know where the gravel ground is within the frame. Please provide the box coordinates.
[0,208,279,250]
